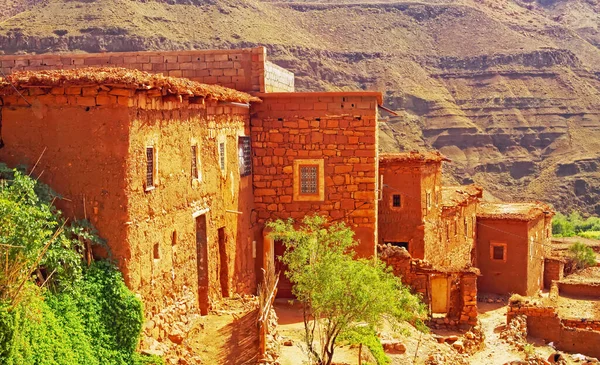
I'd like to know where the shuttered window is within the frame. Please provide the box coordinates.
[300,165,318,194]
[219,142,226,171]
[238,136,252,176]
[146,147,155,189]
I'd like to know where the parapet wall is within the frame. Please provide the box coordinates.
[0,47,294,93]
[557,281,600,298]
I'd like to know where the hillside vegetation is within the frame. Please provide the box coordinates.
[0,0,599,214]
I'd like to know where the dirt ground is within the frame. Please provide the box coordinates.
[556,292,600,320]
[274,299,579,365]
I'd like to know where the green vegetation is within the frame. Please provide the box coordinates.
[552,211,600,238]
[268,215,426,365]
[0,164,159,365]
[568,242,597,270]
[339,326,389,365]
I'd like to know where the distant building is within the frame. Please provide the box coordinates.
[476,202,553,296]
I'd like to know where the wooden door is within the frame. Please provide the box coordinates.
[274,240,294,298]
[431,276,449,314]
[196,215,209,315]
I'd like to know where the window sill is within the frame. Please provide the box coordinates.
[145,186,156,192]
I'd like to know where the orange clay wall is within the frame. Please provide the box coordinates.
[0,47,294,93]
[437,200,477,271]
[250,93,379,258]
[378,161,442,259]
[526,215,551,296]
[0,92,131,268]
[476,219,530,295]
[123,99,259,316]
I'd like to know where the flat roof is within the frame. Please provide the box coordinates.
[254,91,383,105]
[379,151,450,165]
[0,67,259,103]
[442,185,483,208]
[477,202,554,221]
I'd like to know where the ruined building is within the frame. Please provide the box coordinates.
[0,47,554,331]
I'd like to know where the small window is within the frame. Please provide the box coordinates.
[146,146,156,190]
[219,142,226,171]
[153,243,160,260]
[392,194,401,208]
[464,217,469,238]
[490,243,507,262]
[426,191,432,210]
[238,136,252,177]
[454,220,458,237]
[445,221,450,241]
[191,145,200,180]
[300,165,318,194]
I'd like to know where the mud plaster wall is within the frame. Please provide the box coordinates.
[526,215,552,296]
[0,96,131,265]
[125,102,259,315]
[544,258,564,289]
[437,199,477,271]
[476,219,529,295]
[508,302,600,359]
[558,281,600,297]
[378,161,442,259]
[0,47,287,93]
[251,94,379,258]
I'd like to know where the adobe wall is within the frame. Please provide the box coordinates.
[378,244,478,327]
[0,90,131,269]
[558,281,600,297]
[526,215,550,295]
[544,258,564,289]
[378,160,442,259]
[508,300,600,358]
[125,99,259,315]
[251,92,380,258]
[437,200,477,271]
[476,219,530,295]
[0,47,293,93]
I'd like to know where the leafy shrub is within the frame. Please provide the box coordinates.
[553,211,600,238]
[568,242,597,270]
[339,326,390,365]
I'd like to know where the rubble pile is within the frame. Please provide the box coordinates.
[140,288,202,365]
[500,315,528,350]
[459,323,485,354]
[258,306,281,365]
[425,352,469,365]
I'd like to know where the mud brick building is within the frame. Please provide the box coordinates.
[476,202,554,296]
[0,68,263,316]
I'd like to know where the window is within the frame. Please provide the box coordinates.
[145,146,157,191]
[219,142,226,171]
[464,217,469,238]
[238,136,252,176]
[490,242,507,262]
[191,145,200,180]
[300,165,318,194]
[453,220,458,237]
[391,194,401,208]
[293,159,325,201]
[426,192,432,210]
[153,243,160,260]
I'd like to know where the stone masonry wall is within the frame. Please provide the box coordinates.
[0,47,288,93]
[251,92,380,258]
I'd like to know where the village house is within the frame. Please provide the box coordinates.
[476,202,554,296]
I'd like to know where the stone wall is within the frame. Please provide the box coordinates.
[438,198,478,271]
[544,258,565,289]
[508,299,600,359]
[378,244,478,327]
[0,47,291,93]
[251,92,380,258]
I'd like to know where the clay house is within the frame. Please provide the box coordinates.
[378,153,481,327]
[0,68,262,317]
[476,202,554,296]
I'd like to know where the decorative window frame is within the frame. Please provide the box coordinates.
[293,159,325,202]
[490,242,507,263]
[145,145,159,192]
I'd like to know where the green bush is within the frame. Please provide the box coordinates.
[339,326,390,365]
[568,242,597,270]
[0,165,150,365]
[553,211,600,238]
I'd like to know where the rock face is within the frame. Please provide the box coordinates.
[1,0,600,213]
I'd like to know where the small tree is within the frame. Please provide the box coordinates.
[568,242,597,270]
[268,215,426,365]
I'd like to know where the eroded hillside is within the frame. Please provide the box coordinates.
[0,0,599,214]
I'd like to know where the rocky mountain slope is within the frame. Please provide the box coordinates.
[0,0,599,214]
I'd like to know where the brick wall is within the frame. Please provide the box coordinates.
[0,47,289,93]
[251,92,380,258]
[544,258,564,289]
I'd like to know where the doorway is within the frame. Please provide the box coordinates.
[196,215,209,315]
[431,276,449,314]
[274,240,294,298]
[218,227,229,298]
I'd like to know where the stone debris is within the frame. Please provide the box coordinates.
[425,352,469,365]
[381,339,407,354]
[258,307,281,365]
[500,315,528,350]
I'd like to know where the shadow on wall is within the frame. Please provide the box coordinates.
[218,308,260,364]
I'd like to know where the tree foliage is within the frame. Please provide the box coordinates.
[552,211,600,238]
[268,215,426,365]
[568,242,597,270]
